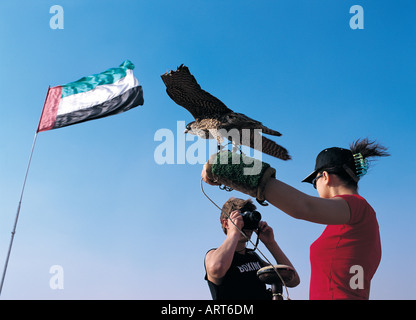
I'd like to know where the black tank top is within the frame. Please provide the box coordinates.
[204,249,272,300]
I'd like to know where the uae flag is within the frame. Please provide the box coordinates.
[37,60,144,132]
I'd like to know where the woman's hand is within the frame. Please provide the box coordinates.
[201,162,220,186]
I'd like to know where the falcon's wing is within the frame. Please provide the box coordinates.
[220,113,282,136]
[220,113,290,160]
[161,65,233,119]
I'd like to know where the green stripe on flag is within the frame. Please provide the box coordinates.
[61,60,135,98]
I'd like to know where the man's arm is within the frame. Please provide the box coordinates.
[205,211,243,285]
[257,221,300,287]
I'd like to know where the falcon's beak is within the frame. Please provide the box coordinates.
[184,129,188,134]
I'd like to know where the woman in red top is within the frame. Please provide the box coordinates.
[202,138,389,299]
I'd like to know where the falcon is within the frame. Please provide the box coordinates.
[161,65,291,160]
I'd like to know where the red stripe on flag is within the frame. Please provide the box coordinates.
[37,86,62,132]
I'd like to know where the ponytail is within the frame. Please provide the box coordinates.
[327,138,390,188]
[349,138,390,181]
[350,138,390,160]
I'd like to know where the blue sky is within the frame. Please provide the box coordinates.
[0,0,415,299]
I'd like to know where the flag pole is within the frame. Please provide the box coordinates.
[0,131,39,296]
[0,86,50,296]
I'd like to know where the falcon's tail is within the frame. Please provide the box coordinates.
[260,126,282,137]
[259,136,291,160]
[236,130,291,160]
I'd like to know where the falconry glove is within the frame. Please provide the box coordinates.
[205,151,276,206]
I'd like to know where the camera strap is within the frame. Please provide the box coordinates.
[252,229,260,252]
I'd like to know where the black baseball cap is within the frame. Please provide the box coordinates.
[302,147,356,184]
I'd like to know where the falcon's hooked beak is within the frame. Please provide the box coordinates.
[184,123,192,134]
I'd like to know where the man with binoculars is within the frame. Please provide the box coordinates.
[204,197,300,300]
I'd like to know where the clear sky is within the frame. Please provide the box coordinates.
[0,0,414,299]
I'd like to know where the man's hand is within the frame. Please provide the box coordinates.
[227,210,244,235]
[256,221,276,246]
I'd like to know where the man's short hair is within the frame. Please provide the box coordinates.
[220,197,257,234]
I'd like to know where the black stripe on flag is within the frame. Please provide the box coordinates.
[53,86,144,130]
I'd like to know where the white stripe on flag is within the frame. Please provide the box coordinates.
[57,69,139,116]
